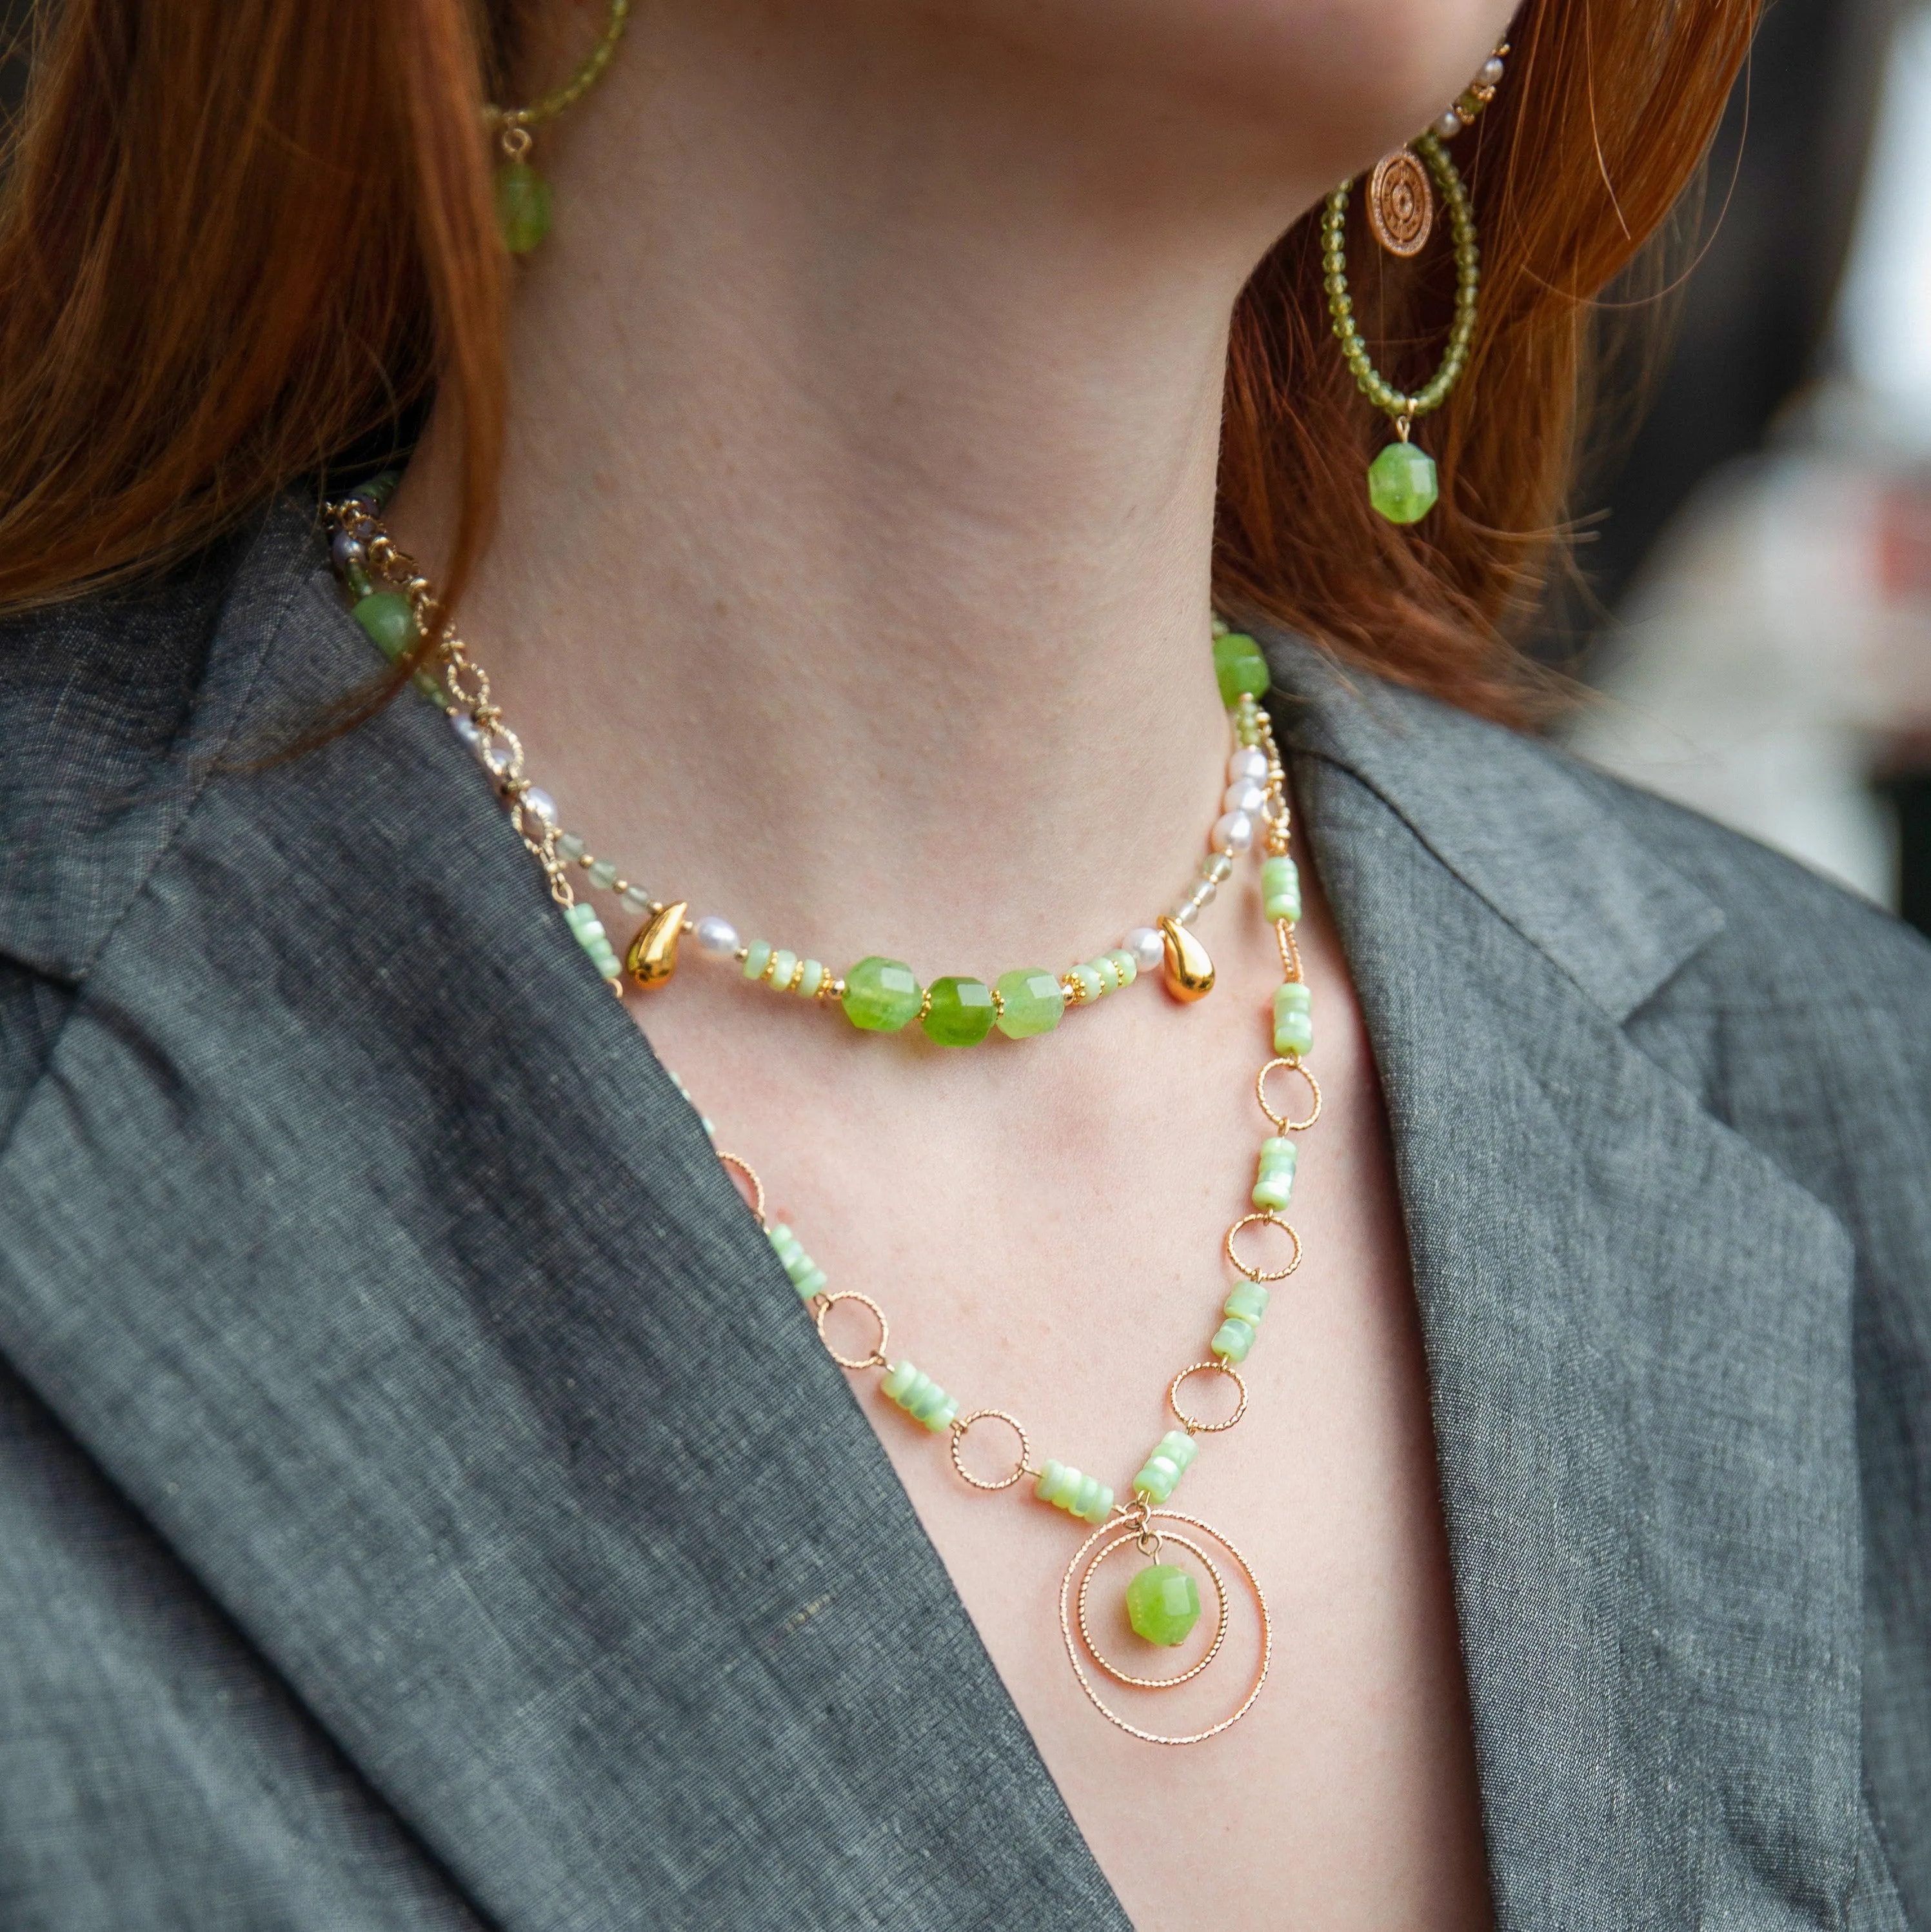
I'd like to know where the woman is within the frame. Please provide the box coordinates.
[0,1,1924,1927]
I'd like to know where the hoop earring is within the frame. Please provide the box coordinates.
[1322,43,1509,524]
[488,0,634,255]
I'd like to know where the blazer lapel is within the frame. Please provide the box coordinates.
[1271,643,1877,1930]
[0,523,1125,1931]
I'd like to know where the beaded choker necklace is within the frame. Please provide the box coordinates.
[327,487,1320,1744]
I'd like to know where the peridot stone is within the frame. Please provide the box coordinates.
[842,957,922,1031]
[1368,441,1438,524]
[494,161,553,255]
[993,968,1064,1039]
[922,975,996,1046]
[353,592,417,661]
[1212,631,1271,707]
[1125,1564,1202,1646]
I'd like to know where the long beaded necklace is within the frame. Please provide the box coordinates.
[326,488,1320,1744]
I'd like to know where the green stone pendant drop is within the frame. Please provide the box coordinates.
[1125,1563,1203,1647]
[1368,438,1439,525]
[494,157,553,255]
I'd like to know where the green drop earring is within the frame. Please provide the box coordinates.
[1322,42,1509,524]
[488,0,633,255]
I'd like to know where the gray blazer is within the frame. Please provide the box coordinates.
[1,498,1926,1931]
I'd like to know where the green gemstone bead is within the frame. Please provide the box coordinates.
[1273,981,1314,1059]
[1261,857,1302,924]
[922,975,996,1046]
[1211,1317,1256,1363]
[1212,631,1271,707]
[1126,1564,1202,1646]
[494,160,553,254]
[1224,1280,1271,1324]
[1368,441,1439,524]
[842,957,923,1031]
[995,969,1064,1039]
[743,941,772,981]
[353,592,417,662]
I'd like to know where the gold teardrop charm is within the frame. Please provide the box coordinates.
[1157,915,1215,1002]
[626,900,688,990]
[1367,147,1432,257]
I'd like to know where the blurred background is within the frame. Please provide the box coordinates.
[1556,0,1931,937]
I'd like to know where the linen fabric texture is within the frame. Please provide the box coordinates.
[0,499,1926,1929]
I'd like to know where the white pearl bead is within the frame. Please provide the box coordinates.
[1227,746,1268,784]
[1124,926,1165,973]
[450,713,482,749]
[1481,57,1505,85]
[1436,110,1463,140]
[1223,781,1266,815]
[521,786,557,826]
[694,916,740,959]
[1212,810,1254,855]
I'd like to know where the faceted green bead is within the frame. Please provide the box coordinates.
[494,160,553,254]
[995,968,1065,1039]
[1368,441,1439,524]
[1212,631,1271,707]
[353,592,417,662]
[1126,1564,1202,1647]
[842,957,923,1031]
[922,975,996,1046]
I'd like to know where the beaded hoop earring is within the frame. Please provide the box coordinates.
[1323,43,1509,524]
[488,0,633,255]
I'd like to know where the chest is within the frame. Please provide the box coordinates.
[635,875,1492,1929]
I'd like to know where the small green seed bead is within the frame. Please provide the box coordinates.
[743,941,772,981]
[842,957,923,1031]
[1211,1317,1256,1363]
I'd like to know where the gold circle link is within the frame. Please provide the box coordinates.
[1059,1509,1272,1745]
[1075,1530,1230,1689]
[1225,1211,1302,1284]
[1257,1057,1321,1132]
[815,1291,889,1371]
[948,1409,1031,1493]
[1168,1360,1248,1435]
[714,1151,766,1229]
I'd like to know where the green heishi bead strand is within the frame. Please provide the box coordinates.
[994,968,1065,1039]
[1252,1135,1298,1211]
[1213,1281,1272,1363]
[1035,1459,1115,1525]
[495,159,553,254]
[1213,631,1272,708]
[842,956,924,1031]
[1132,1428,1200,1504]
[766,1223,828,1302]
[563,902,622,981]
[1273,981,1314,1059]
[1126,1563,1203,1647]
[1262,856,1302,924]
[922,975,997,1046]
[880,1359,959,1433]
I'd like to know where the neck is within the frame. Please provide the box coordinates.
[393,2,1323,970]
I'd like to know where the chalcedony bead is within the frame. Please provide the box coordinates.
[588,859,619,890]
[1211,1317,1256,1363]
[922,975,996,1046]
[796,959,826,998]
[1133,1428,1199,1502]
[1036,1460,1114,1524]
[1201,853,1234,885]
[1273,981,1314,1058]
[694,916,739,957]
[880,1359,958,1433]
[1224,1280,1271,1325]
[1368,440,1439,524]
[995,968,1065,1038]
[1212,631,1271,707]
[1262,857,1302,924]
[1107,948,1137,986]
[557,833,586,862]
[767,1223,829,1301]
[742,941,772,981]
[1253,1136,1297,1211]
[769,948,799,990]
[494,159,553,254]
[842,957,923,1031]
[1125,1563,1202,1647]
[1069,962,1104,1003]
[619,884,653,916]
[1093,957,1120,994]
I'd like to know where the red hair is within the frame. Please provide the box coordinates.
[0,1,1756,723]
